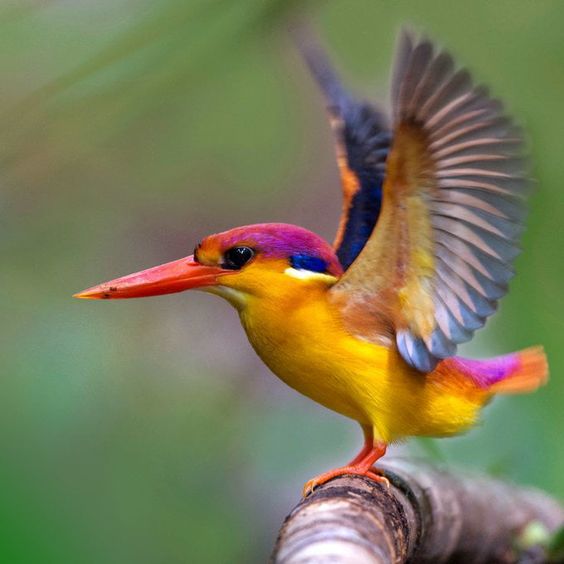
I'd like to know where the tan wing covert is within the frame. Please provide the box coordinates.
[331,31,529,372]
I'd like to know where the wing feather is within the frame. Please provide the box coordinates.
[330,31,530,371]
[295,29,391,270]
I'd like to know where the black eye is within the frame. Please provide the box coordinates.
[222,246,255,270]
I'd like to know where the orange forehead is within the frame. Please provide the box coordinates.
[194,237,221,265]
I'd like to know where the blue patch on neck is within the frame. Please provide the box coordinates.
[290,254,327,273]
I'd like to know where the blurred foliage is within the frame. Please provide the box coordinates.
[1,0,563,562]
[547,526,564,561]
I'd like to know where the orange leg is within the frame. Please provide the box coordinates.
[303,429,389,497]
[346,425,375,466]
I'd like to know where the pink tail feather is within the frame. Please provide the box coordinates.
[451,346,548,395]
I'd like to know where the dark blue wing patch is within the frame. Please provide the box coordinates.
[336,104,390,269]
[295,30,391,271]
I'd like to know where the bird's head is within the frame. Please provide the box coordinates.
[75,223,343,309]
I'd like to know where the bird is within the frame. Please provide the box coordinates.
[75,29,548,496]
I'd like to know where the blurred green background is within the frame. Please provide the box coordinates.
[1,0,563,562]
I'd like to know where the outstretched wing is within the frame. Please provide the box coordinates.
[297,32,391,270]
[330,31,529,372]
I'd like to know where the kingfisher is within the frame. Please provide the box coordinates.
[75,30,547,495]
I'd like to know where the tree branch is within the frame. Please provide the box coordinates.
[272,458,564,563]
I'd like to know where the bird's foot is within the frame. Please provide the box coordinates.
[302,465,389,497]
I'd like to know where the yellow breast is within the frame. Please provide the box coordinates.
[241,284,385,423]
[236,278,487,443]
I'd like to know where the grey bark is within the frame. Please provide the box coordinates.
[272,458,564,563]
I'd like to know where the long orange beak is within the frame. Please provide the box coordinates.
[73,255,227,299]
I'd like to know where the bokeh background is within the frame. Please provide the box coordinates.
[1,0,563,562]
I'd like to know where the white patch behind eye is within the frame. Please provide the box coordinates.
[284,267,337,284]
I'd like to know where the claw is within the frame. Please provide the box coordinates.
[302,440,388,497]
[365,469,390,488]
[302,464,389,497]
